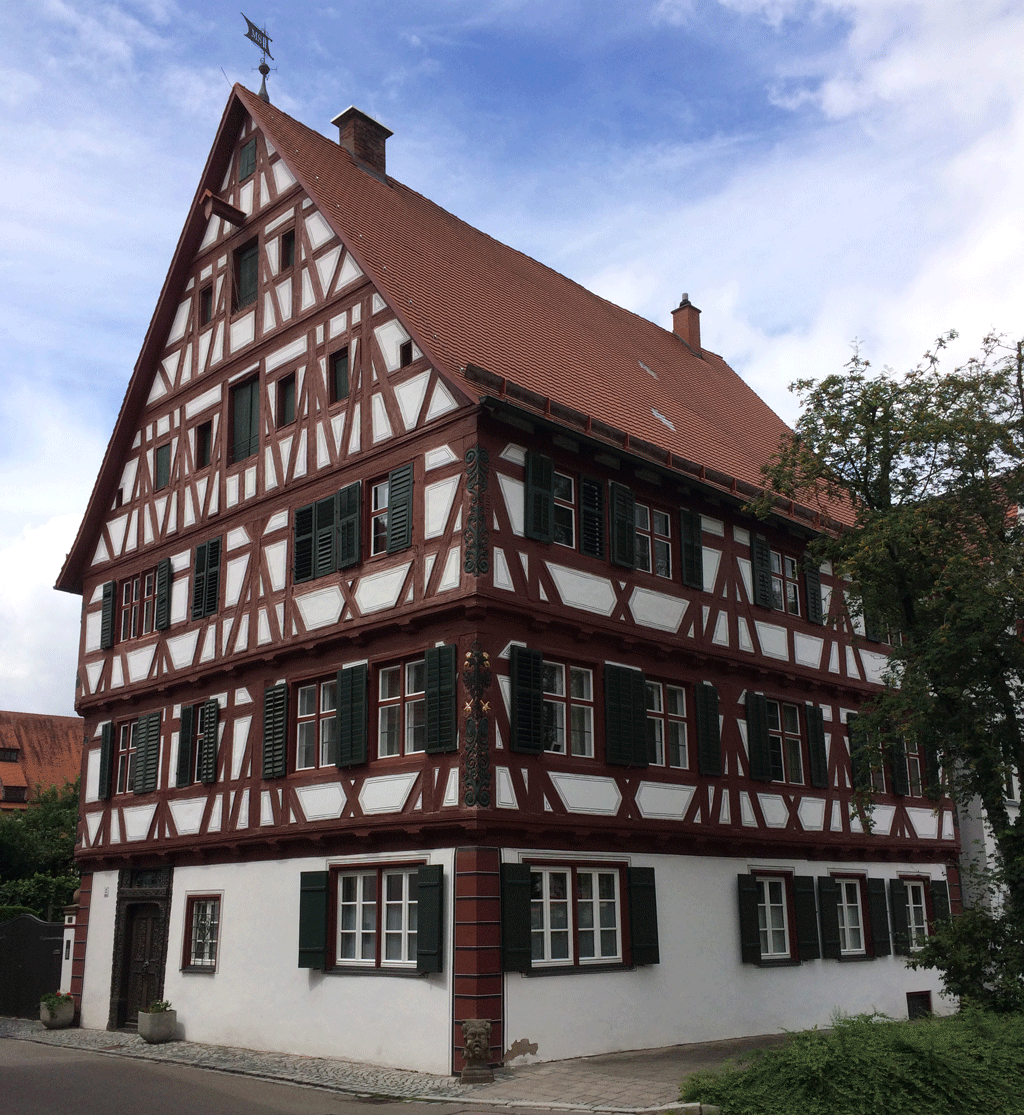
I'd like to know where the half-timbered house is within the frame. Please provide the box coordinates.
[56,85,958,1074]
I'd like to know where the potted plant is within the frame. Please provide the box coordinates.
[137,999,177,1043]
[40,991,75,1029]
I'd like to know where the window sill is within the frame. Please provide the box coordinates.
[181,966,217,975]
[324,966,428,978]
[757,958,801,968]
[838,953,876,962]
[519,962,634,977]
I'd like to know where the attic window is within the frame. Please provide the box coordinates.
[0,748,19,762]
[199,286,213,326]
[330,347,350,403]
[281,229,295,269]
[239,139,257,181]
[155,443,171,490]
[400,340,413,367]
[2,786,27,803]
[196,421,213,469]
[277,374,296,426]
[234,239,259,311]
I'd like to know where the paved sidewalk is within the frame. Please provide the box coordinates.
[0,1016,785,1112]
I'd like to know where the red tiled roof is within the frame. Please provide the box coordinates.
[235,87,798,498]
[0,711,83,809]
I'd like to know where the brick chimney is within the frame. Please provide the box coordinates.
[331,107,393,177]
[672,294,702,354]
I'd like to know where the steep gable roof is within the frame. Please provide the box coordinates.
[58,85,828,594]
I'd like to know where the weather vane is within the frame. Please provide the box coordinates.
[241,13,275,102]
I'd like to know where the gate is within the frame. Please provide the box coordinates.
[0,914,64,1017]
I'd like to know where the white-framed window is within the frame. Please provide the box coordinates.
[905,738,924,797]
[767,700,804,784]
[635,504,671,578]
[542,662,594,756]
[371,478,390,555]
[553,473,575,547]
[756,876,791,960]
[378,659,426,756]
[836,879,865,955]
[296,677,338,769]
[644,682,688,767]
[771,551,800,615]
[335,866,418,968]
[116,720,138,794]
[183,895,220,970]
[906,880,928,951]
[119,568,156,641]
[530,865,621,966]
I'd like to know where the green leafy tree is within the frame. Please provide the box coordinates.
[754,334,1024,998]
[0,779,80,920]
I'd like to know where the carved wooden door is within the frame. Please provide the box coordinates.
[124,903,161,1025]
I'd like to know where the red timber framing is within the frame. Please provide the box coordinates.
[69,871,93,1017]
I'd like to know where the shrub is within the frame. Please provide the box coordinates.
[680,1011,1024,1115]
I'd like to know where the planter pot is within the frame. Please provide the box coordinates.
[40,1000,75,1029]
[137,1009,178,1044]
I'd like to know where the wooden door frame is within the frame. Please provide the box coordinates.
[107,867,172,1030]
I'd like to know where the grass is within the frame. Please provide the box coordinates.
[680,1010,1024,1115]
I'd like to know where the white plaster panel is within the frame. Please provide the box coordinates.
[83,661,101,694]
[438,547,461,592]
[735,556,753,603]
[227,527,249,551]
[354,563,411,615]
[629,588,687,633]
[374,319,410,372]
[754,622,789,661]
[907,807,940,839]
[272,159,296,192]
[635,782,695,820]
[425,445,458,471]
[230,312,255,351]
[208,796,223,833]
[712,611,729,646]
[225,555,250,608]
[348,403,361,454]
[734,526,751,546]
[122,804,157,841]
[266,336,308,373]
[295,783,346,821]
[110,657,124,689]
[371,393,393,442]
[91,538,109,566]
[701,516,724,536]
[261,790,275,826]
[394,371,430,430]
[495,767,518,808]
[548,773,621,816]
[167,299,190,344]
[493,547,514,590]
[757,794,789,827]
[264,540,288,592]
[797,798,826,831]
[546,563,618,617]
[264,510,289,536]
[871,804,896,836]
[794,633,825,669]
[233,614,250,652]
[336,253,363,290]
[702,548,721,591]
[442,768,460,807]
[85,612,101,653]
[85,810,101,845]
[169,798,206,836]
[126,645,156,683]
[167,630,200,670]
[426,380,457,421]
[315,246,341,296]
[295,585,345,629]
[119,457,139,501]
[359,772,418,815]
[861,650,888,685]
[500,443,527,465]
[231,716,251,780]
[236,788,249,828]
[424,476,459,538]
[845,646,862,678]
[829,643,841,673]
[108,514,127,556]
[496,474,524,535]
[304,210,333,249]
[942,810,954,840]
[84,748,101,803]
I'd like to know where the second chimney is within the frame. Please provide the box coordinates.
[672,294,702,354]
[332,107,393,177]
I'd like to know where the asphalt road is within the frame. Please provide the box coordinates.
[0,1040,534,1115]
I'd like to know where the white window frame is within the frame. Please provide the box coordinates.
[771,550,801,615]
[377,659,426,757]
[634,503,671,578]
[552,472,575,548]
[767,699,804,784]
[836,878,866,955]
[530,864,622,967]
[335,866,418,968]
[371,478,390,555]
[542,661,594,756]
[756,876,791,960]
[296,677,338,769]
[906,880,929,951]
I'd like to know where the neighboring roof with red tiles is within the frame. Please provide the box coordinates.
[0,711,83,809]
[57,86,840,594]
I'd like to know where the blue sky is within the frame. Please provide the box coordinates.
[2,0,1023,715]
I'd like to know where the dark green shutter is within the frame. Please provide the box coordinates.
[890,737,911,797]
[924,745,941,798]
[177,704,196,787]
[203,538,221,617]
[627,867,660,965]
[737,875,761,964]
[847,715,868,791]
[298,871,328,968]
[154,558,172,631]
[695,682,722,777]
[680,509,703,589]
[930,879,951,926]
[806,706,829,789]
[333,348,349,401]
[605,664,648,767]
[155,443,170,490]
[198,698,220,785]
[863,608,882,643]
[794,876,821,960]
[192,543,207,619]
[98,722,113,801]
[818,877,841,960]
[100,581,116,650]
[314,495,338,577]
[525,452,554,543]
[337,663,368,767]
[236,245,259,312]
[337,481,361,569]
[134,712,161,794]
[239,138,256,180]
[890,879,910,956]
[746,692,773,782]
[609,483,636,568]
[804,562,824,625]
[580,478,605,558]
[867,878,891,956]
[293,504,314,582]
[752,534,773,608]
[425,645,457,753]
[386,463,414,553]
[500,862,532,972]
[416,865,444,973]
[510,645,544,754]
[262,683,288,779]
